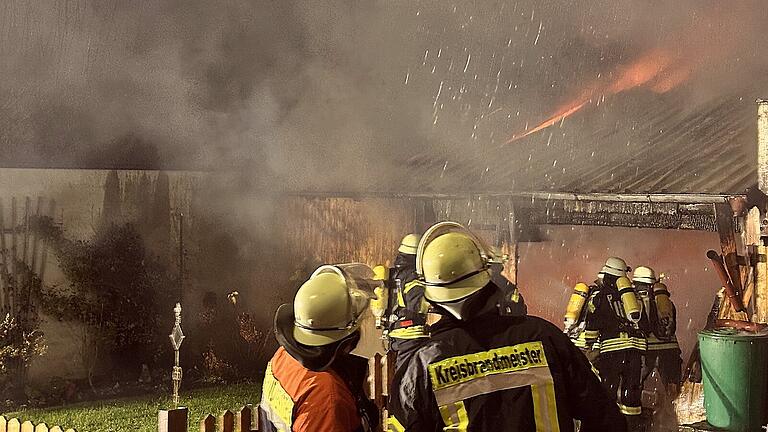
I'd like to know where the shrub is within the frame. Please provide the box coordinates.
[0,313,46,392]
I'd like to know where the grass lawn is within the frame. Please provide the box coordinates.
[3,382,261,432]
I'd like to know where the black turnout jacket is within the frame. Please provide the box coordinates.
[387,284,626,432]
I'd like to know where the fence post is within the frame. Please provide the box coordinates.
[0,416,6,432]
[235,406,251,432]
[8,419,20,432]
[49,428,62,432]
[34,424,48,432]
[200,415,215,432]
[159,407,188,432]
[373,352,384,409]
[218,411,234,432]
[20,421,33,432]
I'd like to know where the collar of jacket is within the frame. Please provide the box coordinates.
[273,303,360,372]
[430,283,514,330]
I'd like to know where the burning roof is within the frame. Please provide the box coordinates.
[406,89,758,195]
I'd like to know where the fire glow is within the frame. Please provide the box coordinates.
[506,47,693,144]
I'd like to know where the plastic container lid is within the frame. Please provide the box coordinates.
[699,327,768,340]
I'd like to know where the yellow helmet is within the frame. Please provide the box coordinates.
[417,221,491,303]
[633,266,657,284]
[291,264,378,347]
[600,257,629,277]
[398,233,422,255]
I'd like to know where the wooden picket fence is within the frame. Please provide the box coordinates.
[198,405,256,432]
[159,405,259,432]
[0,416,76,432]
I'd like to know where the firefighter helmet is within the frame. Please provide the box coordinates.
[633,266,657,284]
[291,264,378,347]
[398,233,422,255]
[417,221,491,303]
[600,257,630,277]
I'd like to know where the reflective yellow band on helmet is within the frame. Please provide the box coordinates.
[618,404,642,416]
[439,401,469,432]
[387,415,406,432]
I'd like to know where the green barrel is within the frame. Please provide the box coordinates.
[699,328,768,431]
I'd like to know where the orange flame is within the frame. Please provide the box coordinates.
[506,47,692,144]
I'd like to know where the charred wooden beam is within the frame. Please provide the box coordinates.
[288,191,736,205]
[758,99,768,195]
[517,200,718,231]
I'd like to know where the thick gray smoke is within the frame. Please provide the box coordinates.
[1,0,767,192]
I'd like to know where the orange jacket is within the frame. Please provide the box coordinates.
[259,347,362,432]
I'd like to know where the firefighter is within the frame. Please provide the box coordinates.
[259,264,379,432]
[583,257,646,425]
[634,267,682,398]
[387,233,431,370]
[387,221,626,432]
[563,281,599,361]
[488,246,527,316]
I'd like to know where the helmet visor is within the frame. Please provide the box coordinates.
[293,263,380,346]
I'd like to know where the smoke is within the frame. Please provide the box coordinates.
[1,1,767,189]
[518,225,722,365]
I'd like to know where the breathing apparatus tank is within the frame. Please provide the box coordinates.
[653,282,675,338]
[371,265,389,328]
[617,276,642,323]
[564,282,590,330]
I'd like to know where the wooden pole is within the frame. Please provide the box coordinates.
[714,203,749,320]
[757,245,768,323]
[30,197,42,274]
[158,407,188,432]
[10,197,17,316]
[757,99,768,194]
[11,198,17,271]
[507,200,519,285]
[22,197,30,267]
[0,199,7,314]
[38,200,56,283]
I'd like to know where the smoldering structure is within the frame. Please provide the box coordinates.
[2,2,768,428]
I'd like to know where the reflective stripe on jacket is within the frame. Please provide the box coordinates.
[387,285,626,432]
[258,347,362,432]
